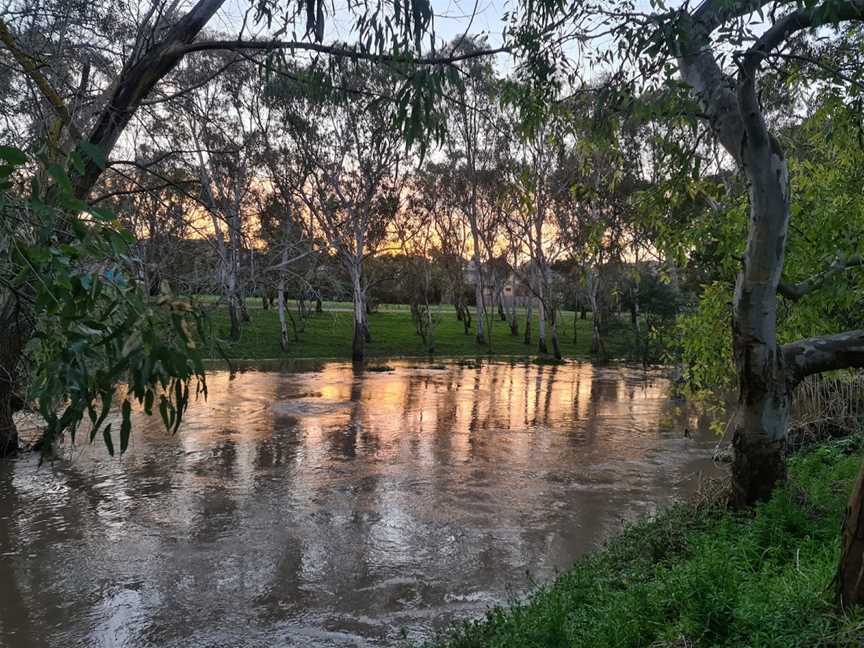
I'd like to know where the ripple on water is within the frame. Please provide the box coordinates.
[0,360,726,648]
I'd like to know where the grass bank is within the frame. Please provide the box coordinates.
[426,438,864,647]
[200,306,641,361]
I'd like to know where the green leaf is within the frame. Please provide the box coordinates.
[120,400,132,454]
[46,164,73,196]
[0,145,27,165]
[77,141,106,169]
[103,423,115,456]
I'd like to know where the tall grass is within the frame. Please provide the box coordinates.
[789,371,864,452]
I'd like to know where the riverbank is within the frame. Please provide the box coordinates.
[201,307,643,360]
[425,437,864,647]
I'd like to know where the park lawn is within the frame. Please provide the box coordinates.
[200,306,639,361]
[424,437,864,648]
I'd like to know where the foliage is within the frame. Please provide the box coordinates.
[0,146,206,454]
[426,437,864,648]
[669,99,864,391]
[673,282,735,392]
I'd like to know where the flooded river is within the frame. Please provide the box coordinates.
[0,360,722,647]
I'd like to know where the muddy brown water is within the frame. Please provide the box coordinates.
[0,360,723,648]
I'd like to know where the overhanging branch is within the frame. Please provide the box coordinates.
[778,253,863,301]
[178,39,510,65]
[784,330,864,384]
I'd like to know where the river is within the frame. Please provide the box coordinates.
[0,360,722,647]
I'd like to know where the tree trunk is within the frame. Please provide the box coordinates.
[351,269,365,362]
[588,268,605,357]
[277,249,290,351]
[524,296,532,345]
[0,325,23,457]
[728,131,793,507]
[0,382,18,458]
[228,297,241,342]
[538,296,548,354]
[474,258,486,345]
[836,459,864,608]
[548,305,561,360]
[225,208,244,340]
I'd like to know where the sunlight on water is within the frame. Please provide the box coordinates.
[0,360,722,648]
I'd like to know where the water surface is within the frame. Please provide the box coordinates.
[0,360,721,647]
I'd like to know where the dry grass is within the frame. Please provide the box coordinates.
[788,371,864,452]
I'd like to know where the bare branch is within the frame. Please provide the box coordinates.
[778,254,863,301]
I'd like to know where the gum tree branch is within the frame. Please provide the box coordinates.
[178,39,510,65]
[778,254,863,301]
[784,330,864,384]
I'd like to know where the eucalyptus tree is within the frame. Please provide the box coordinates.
[256,107,321,351]
[417,160,473,331]
[399,178,443,353]
[445,36,508,345]
[0,0,503,455]
[270,61,407,361]
[177,57,268,341]
[512,0,864,601]
[505,100,574,358]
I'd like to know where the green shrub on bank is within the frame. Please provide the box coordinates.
[429,438,864,648]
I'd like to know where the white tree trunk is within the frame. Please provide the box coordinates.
[351,264,366,362]
[277,246,289,351]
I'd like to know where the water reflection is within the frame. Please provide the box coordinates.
[0,360,722,647]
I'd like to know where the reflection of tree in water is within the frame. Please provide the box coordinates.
[542,365,559,424]
[258,376,309,470]
[431,369,461,467]
[0,464,43,648]
[467,367,484,459]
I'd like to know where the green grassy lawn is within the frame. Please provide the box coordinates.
[199,305,641,361]
[423,438,864,648]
